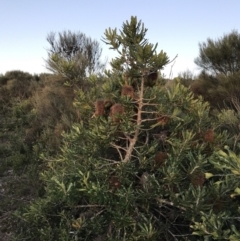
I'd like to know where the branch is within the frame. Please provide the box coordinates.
[110,143,127,161]
[76,204,105,208]
[156,198,187,212]
[123,75,145,162]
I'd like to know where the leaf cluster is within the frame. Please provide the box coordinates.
[195,30,240,75]
[46,30,105,82]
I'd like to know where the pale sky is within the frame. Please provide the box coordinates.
[1,0,240,78]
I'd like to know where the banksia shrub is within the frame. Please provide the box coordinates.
[14,17,240,241]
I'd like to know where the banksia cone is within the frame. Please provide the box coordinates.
[157,115,170,126]
[94,100,105,116]
[145,71,158,87]
[121,84,134,99]
[93,100,113,117]
[213,199,224,213]
[154,151,168,167]
[190,170,205,187]
[204,129,214,143]
[109,175,121,190]
[110,103,124,123]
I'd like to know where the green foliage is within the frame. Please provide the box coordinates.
[0,71,39,174]
[0,72,42,236]
[29,74,84,155]
[13,16,240,241]
[216,108,240,152]
[103,16,169,88]
[195,30,240,75]
[46,30,105,83]
[190,71,240,109]
[190,146,240,240]
[0,71,80,237]
[191,31,240,109]
[14,81,240,240]
[174,70,195,88]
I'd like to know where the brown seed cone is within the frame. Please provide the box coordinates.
[157,115,170,126]
[154,151,168,167]
[190,170,205,187]
[145,71,158,87]
[121,84,134,99]
[213,199,224,213]
[109,175,121,190]
[207,198,225,213]
[204,129,214,143]
[191,140,199,147]
[94,100,105,116]
[110,103,124,123]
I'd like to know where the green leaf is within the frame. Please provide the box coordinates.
[205,173,214,179]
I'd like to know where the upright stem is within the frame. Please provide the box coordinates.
[123,75,144,162]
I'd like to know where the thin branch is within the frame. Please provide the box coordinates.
[76,205,105,208]
[156,198,187,212]
[123,76,145,162]
[139,110,159,114]
[97,162,119,169]
[141,117,160,123]
[168,54,178,65]
[110,143,127,152]
[142,102,159,106]
[168,54,178,79]
[100,158,119,163]
[111,143,126,161]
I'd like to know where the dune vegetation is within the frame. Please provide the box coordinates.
[1,16,240,240]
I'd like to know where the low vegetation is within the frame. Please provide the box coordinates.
[1,16,240,241]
